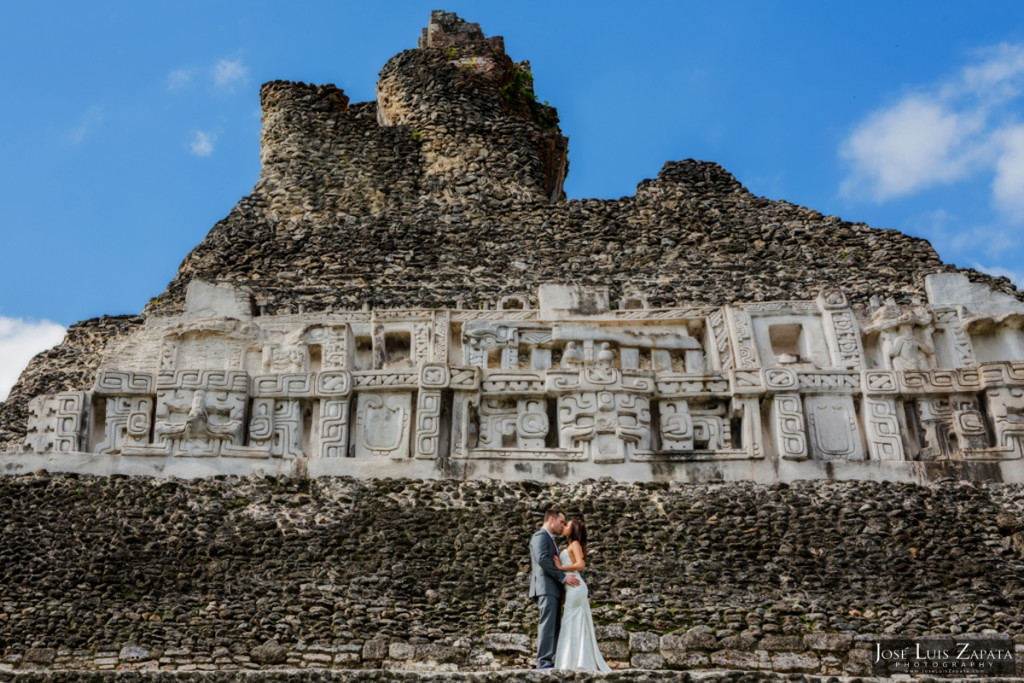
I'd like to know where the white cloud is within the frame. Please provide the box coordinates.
[212,58,248,88]
[168,68,193,91]
[67,106,104,145]
[840,42,1024,222]
[190,130,215,157]
[959,43,1024,103]
[992,124,1024,220]
[0,317,66,401]
[840,97,983,200]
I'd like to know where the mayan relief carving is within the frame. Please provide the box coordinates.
[9,275,1024,478]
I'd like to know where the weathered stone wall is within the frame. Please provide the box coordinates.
[2,473,1024,674]
[257,83,423,219]
[153,158,1011,318]
[142,12,1020,320]
[9,671,1013,683]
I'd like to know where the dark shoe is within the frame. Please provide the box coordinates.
[537,665,554,670]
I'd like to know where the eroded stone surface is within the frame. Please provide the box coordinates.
[1,473,1023,673]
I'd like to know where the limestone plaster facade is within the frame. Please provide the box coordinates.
[8,275,1024,483]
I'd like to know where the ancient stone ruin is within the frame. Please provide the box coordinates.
[4,11,1024,484]
[5,11,1024,679]
[8,273,1024,484]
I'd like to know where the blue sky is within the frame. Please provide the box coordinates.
[2,1,1024,397]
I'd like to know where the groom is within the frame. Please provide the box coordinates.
[529,506,581,669]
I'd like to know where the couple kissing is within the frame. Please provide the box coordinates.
[528,507,610,671]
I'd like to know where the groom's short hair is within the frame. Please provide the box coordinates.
[544,506,564,521]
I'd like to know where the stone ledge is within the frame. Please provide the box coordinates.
[3,637,1020,677]
[5,671,1024,682]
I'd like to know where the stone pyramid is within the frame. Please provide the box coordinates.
[2,11,1024,482]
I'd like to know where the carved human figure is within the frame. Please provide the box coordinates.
[595,342,614,367]
[157,389,243,445]
[271,347,307,373]
[883,323,935,371]
[187,390,208,421]
[561,341,583,367]
[186,390,242,439]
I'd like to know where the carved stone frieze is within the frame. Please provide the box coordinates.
[805,395,863,461]
[354,392,411,458]
[24,391,89,454]
[771,393,807,461]
[14,283,1024,477]
[862,396,904,461]
[319,399,350,458]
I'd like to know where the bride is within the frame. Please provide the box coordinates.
[552,519,611,671]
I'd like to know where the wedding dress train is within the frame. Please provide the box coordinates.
[554,549,611,671]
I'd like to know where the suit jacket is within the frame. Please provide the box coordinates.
[529,528,566,598]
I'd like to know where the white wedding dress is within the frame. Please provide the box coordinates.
[554,548,611,671]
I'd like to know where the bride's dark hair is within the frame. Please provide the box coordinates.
[568,519,588,558]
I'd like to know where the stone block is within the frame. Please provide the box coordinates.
[720,634,759,650]
[844,647,874,676]
[926,273,1024,313]
[659,634,685,652]
[760,635,806,651]
[600,641,629,660]
[250,640,287,665]
[333,653,359,666]
[629,631,660,652]
[710,649,760,670]
[362,639,388,660]
[302,653,332,664]
[631,652,665,669]
[415,644,465,665]
[304,643,335,654]
[388,642,415,660]
[183,280,253,320]
[664,650,711,669]
[538,284,609,314]
[771,651,820,673]
[804,633,854,652]
[595,624,628,641]
[119,644,150,662]
[483,633,531,653]
[682,625,718,651]
[23,649,56,665]
[821,654,843,675]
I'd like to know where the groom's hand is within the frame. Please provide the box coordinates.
[565,575,580,587]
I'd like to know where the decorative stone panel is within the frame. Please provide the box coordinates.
[11,282,1024,479]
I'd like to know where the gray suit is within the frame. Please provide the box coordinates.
[529,529,566,668]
